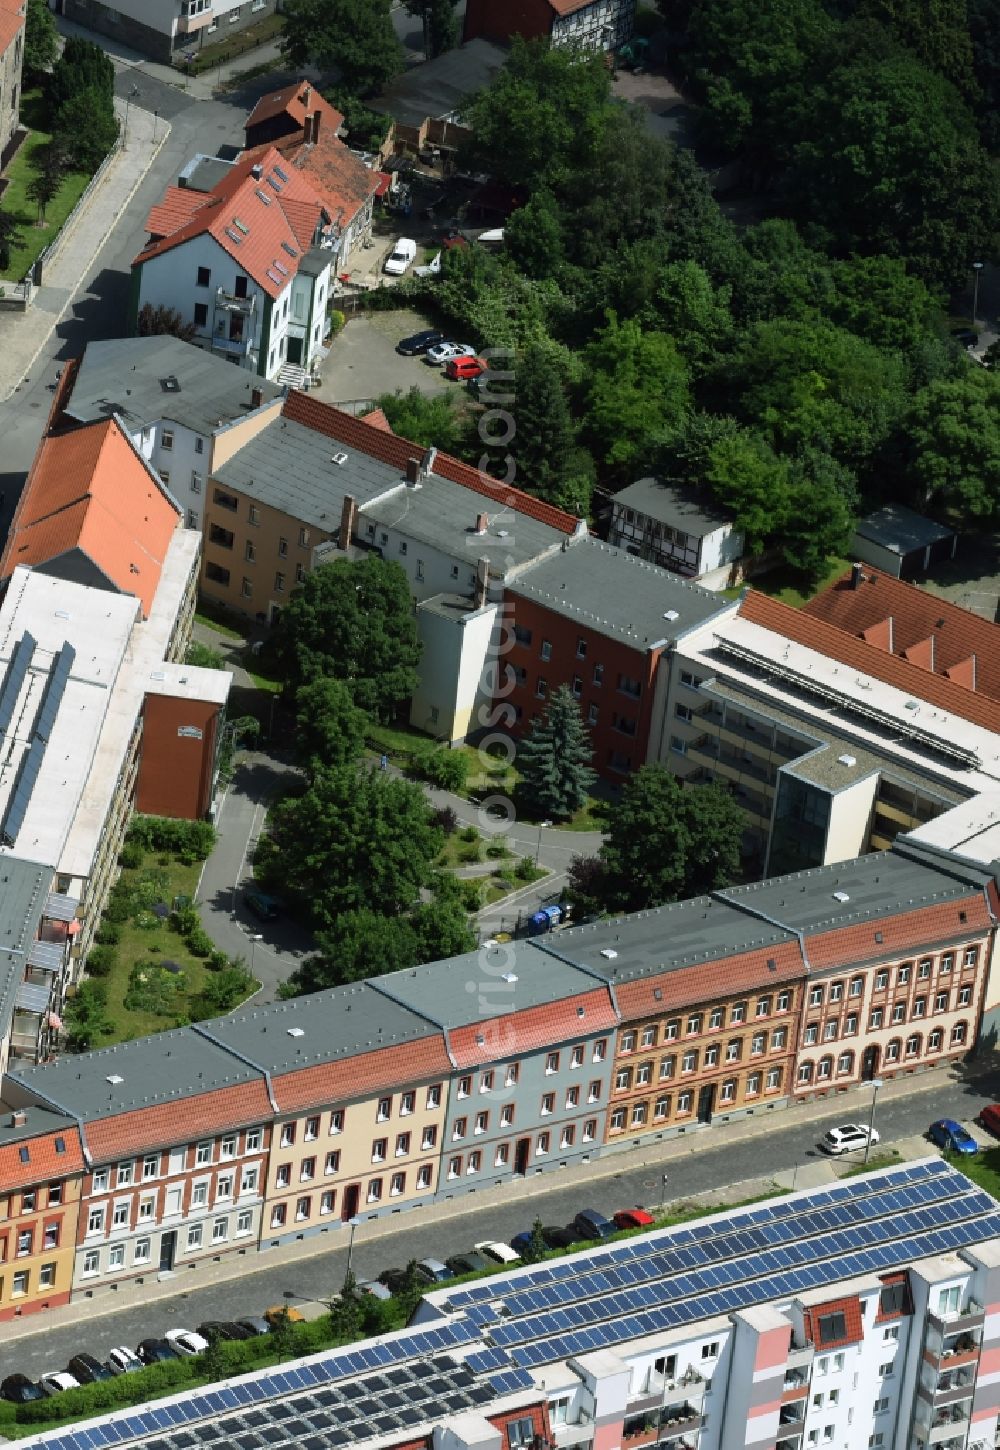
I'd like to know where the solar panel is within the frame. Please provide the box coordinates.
[0,632,35,740]
[34,641,75,742]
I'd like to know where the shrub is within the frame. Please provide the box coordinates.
[207,948,229,970]
[486,841,509,859]
[102,888,131,924]
[185,926,215,958]
[459,878,483,910]
[123,962,185,1016]
[118,840,144,869]
[94,921,121,946]
[127,815,216,863]
[514,855,537,881]
[459,824,478,843]
[85,944,116,977]
[494,874,515,894]
[186,641,225,669]
[433,805,458,835]
[458,842,482,863]
[328,308,346,335]
[418,748,469,793]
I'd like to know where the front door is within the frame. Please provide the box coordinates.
[342,1183,360,1221]
[514,1137,530,1175]
[697,1084,715,1122]
[159,1230,176,1271]
[286,335,303,365]
[862,1045,880,1081]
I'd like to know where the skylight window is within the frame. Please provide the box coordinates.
[224,227,242,244]
[255,188,271,206]
[266,175,282,192]
[273,260,289,277]
[281,241,299,258]
[232,217,250,235]
[274,164,290,182]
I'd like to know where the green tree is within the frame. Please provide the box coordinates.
[513,344,581,507]
[857,0,975,96]
[0,206,24,271]
[267,1307,298,1359]
[48,36,115,111]
[135,301,196,342]
[595,766,744,913]
[23,0,59,80]
[281,0,405,95]
[968,0,1000,150]
[652,260,734,374]
[328,1272,364,1338]
[520,1219,548,1264]
[504,188,565,280]
[517,686,595,822]
[284,910,421,993]
[256,765,443,929]
[411,892,476,960]
[274,554,421,718]
[294,677,367,773]
[566,108,677,268]
[53,87,119,172]
[403,0,460,57]
[704,430,791,557]
[374,387,462,452]
[584,315,690,475]
[891,369,1000,522]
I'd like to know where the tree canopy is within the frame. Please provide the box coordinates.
[281,0,404,95]
[517,686,596,822]
[24,0,58,79]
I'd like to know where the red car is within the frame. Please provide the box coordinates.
[613,1208,655,1231]
[445,355,486,381]
[979,1103,1000,1138]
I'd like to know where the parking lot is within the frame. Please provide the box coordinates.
[315,309,458,411]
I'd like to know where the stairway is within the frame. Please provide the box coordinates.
[278,362,308,390]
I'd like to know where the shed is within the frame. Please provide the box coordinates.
[850,505,956,580]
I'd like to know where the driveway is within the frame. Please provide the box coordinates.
[315,309,455,411]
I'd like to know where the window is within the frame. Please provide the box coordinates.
[772,1027,787,1048]
[720,1079,736,1104]
[187,1224,203,1250]
[427,1084,443,1109]
[371,1139,387,1163]
[704,1045,719,1068]
[610,1107,626,1131]
[766,1067,782,1089]
[731,1001,747,1024]
[687,1013,701,1034]
[319,1191,335,1216]
[918,958,931,979]
[746,1072,761,1096]
[298,527,309,548]
[16,1229,31,1256]
[396,1131,411,1155]
[804,1023,818,1045]
[246,1128,262,1153]
[421,1125,438,1150]
[951,1021,967,1045]
[452,1118,467,1140]
[964,946,978,968]
[240,1165,259,1195]
[390,1172,406,1196]
[809,986,823,1007]
[844,1015,858,1036]
[300,1157,316,1182]
[296,1195,311,1219]
[905,1034,921,1057]
[216,1174,233,1201]
[897,964,911,985]
[818,1310,847,1344]
[701,1342,719,1360]
[912,996,926,1018]
[593,1040,607,1061]
[416,1164,432,1188]
[941,953,954,974]
[92,1168,109,1193]
[278,537,288,557]
[447,1156,462,1179]
[87,1206,105,1236]
[546,1051,560,1074]
[824,1020,838,1039]
[636,1061,652,1085]
[570,1045,584,1068]
[21,1190,35,1213]
[658,1058,674,1081]
[829,981,844,1002]
[142,1155,158,1181]
[280,1124,295,1148]
[631,1103,647,1126]
[274,572,285,593]
[541,1093,555,1115]
[505,1064,520,1087]
[874,970,889,990]
[709,1007,723,1030]
[466,1151,481,1174]
[756,996,771,1018]
[654,1095,670,1120]
[837,1052,853,1075]
[726,1038,741,1062]
[778,991,792,1011]
[682,1050,697,1073]
[583,1118,597,1141]
[270,1204,286,1228]
[870,1009,883,1029]
[664,1019,679,1040]
[935,992,948,1012]
[593,663,604,686]
[508,1418,536,1449]
[500,1104,514,1127]
[798,1062,813,1083]
[138,1194,154,1221]
[112,1201,130,1227]
[196,266,211,287]
[194,301,208,327]
[959,986,972,1006]
[540,640,552,662]
[275,1164,291,1190]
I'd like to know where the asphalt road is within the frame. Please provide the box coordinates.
[4,1065,998,1381]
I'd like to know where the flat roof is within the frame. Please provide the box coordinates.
[853,504,954,554]
[65,336,283,440]
[0,1091,77,1147]
[362,475,567,577]
[371,38,508,126]
[613,478,734,537]
[507,537,729,649]
[372,941,602,1027]
[144,660,231,705]
[201,981,440,1075]
[417,592,493,623]
[904,793,1000,869]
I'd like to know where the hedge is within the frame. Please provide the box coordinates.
[127,816,216,864]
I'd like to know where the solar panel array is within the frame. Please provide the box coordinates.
[444,1161,1000,1372]
[0,632,36,738]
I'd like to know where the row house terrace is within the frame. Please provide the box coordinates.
[0,1097,83,1320]
[202,987,454,1240]
[372,944,618,1187]
[547,901,804,1145]
[10,1029,273,1293]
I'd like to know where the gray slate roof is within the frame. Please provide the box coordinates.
[371,39,509,126]
[0,858,59,1051]
[371,940,602,1027]
[853,504,955,556]
[613,478,734,537]
[507,537,730,648]
[65,337,283,440]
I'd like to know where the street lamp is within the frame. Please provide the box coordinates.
[123,83,140,149]
[344,1215,361,1288]
[972,262,984,327]
[248,932,263,975]
[535,819,552,866]
[863,1077,884,1165]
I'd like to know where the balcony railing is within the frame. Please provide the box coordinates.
[215,285,255,314]
[211,334,253,357]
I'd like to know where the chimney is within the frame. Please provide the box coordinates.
[251,162,263,180]
[405,457,421,486]
[474,557,489,608]
[850,561,864,590]
[339,493,358,549]
[475,512,489,535]
[302,84,311,109]
[10,1110,25,1128]
[250,386,263,408]
[311,109,321,144]
[423,445,437,475]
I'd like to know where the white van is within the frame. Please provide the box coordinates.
[384,238,417,275]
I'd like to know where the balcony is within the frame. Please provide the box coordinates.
[786,1341,814,1372]
[927,1405,971,1445]
[211,334,253,357]
[639,1368,707,1409]
[775,1404,805,1446]
[782,1369,809,1403]
[215,285,255,314]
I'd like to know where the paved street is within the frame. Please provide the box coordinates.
[1,1060,996,1380]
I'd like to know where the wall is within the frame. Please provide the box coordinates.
[136,693,221,820]
[210,396,284,471]
[409,598,498,744]
[463,0,551,43]
[0,16,23,164]
[200,481,329,620]
[551,0,635,48]
[820,769,879,867]
[63,0,176,60]
[137,419,210,531]
[359,507,493,606]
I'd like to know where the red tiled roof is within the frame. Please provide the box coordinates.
[272,1036,452,1114]
[281,392,581,535]
[738,591,1000,735]
[614,940,805,1021]
[245,130,377,237]
[84,1082,274,1162]
[803,1295,864,1350]
[0,0,24,57]
[144,186,209,240]
[0,1125,84,1193]
[361,407,393,432]
[804,895,991,971]
[135,149,327,301]
[1,418,180,617]
[804,567,1000,702]
[246,81,343,135]
[448,990,618,1069]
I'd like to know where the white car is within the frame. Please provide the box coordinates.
[425,341,476,366]
[383,238,417,275]
[106,1346,143,1375]
[818,1123,880,1156]
[164,1328,210,1357]
[475,1239,521,1266]
[38,1372,80,1396]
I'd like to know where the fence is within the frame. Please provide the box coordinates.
[0,279,33,310]
[28,135,123,287]
[329,398,376,416]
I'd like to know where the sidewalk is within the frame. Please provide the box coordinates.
[0,101,169,402]
[0,1056,977,1344]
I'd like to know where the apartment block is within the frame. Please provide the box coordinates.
[22,1161,1000,1450]
[61,0,280,66]
[0,1098,83,1321]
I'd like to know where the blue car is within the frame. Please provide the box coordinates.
[929,1119,979,1155]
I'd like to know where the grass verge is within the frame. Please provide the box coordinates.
[175,12,285,74]
[747,555,851,609]
[948,1145,1000,1201]
[841,1148,903,1177]
[2,91,94,280]
[194,607,244,639]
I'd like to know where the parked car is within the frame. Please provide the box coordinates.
[445,356,487,382]
[445,1250,492,1276]
[509,1231,540,1257]
[415,1258,454,1284]
[613,1209,655,1231]
[67,1354,113,1383]
[236,1317,271,1337]
[39,1372,80,1396]
[572,1208,616,1240]
[165,1328,210,1357]
[197,1321,254,1343]
[396,329,446,357]
[384,238,417,276]
[930,1119,979,1155]
[378,1267,414,1295]
[475,1239,521,1266]
[817,1123,879,1156]
[245,888,280,922]
[425,341,476,366]
[1,1374,43,1403]
[541,1225,579,1250]
[264,1305,304,1327]
[105,1347,144,1376]
[358,1279,393,1301]
[438,228,468,250]
[979,1103,1000,1138]
[135,1339,180,1365]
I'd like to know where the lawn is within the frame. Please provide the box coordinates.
[842,1148,903,1177]
[737,555,852,609]
[950,1145,1000,1202]
[194,607,244,640]
[1,91,93,281]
